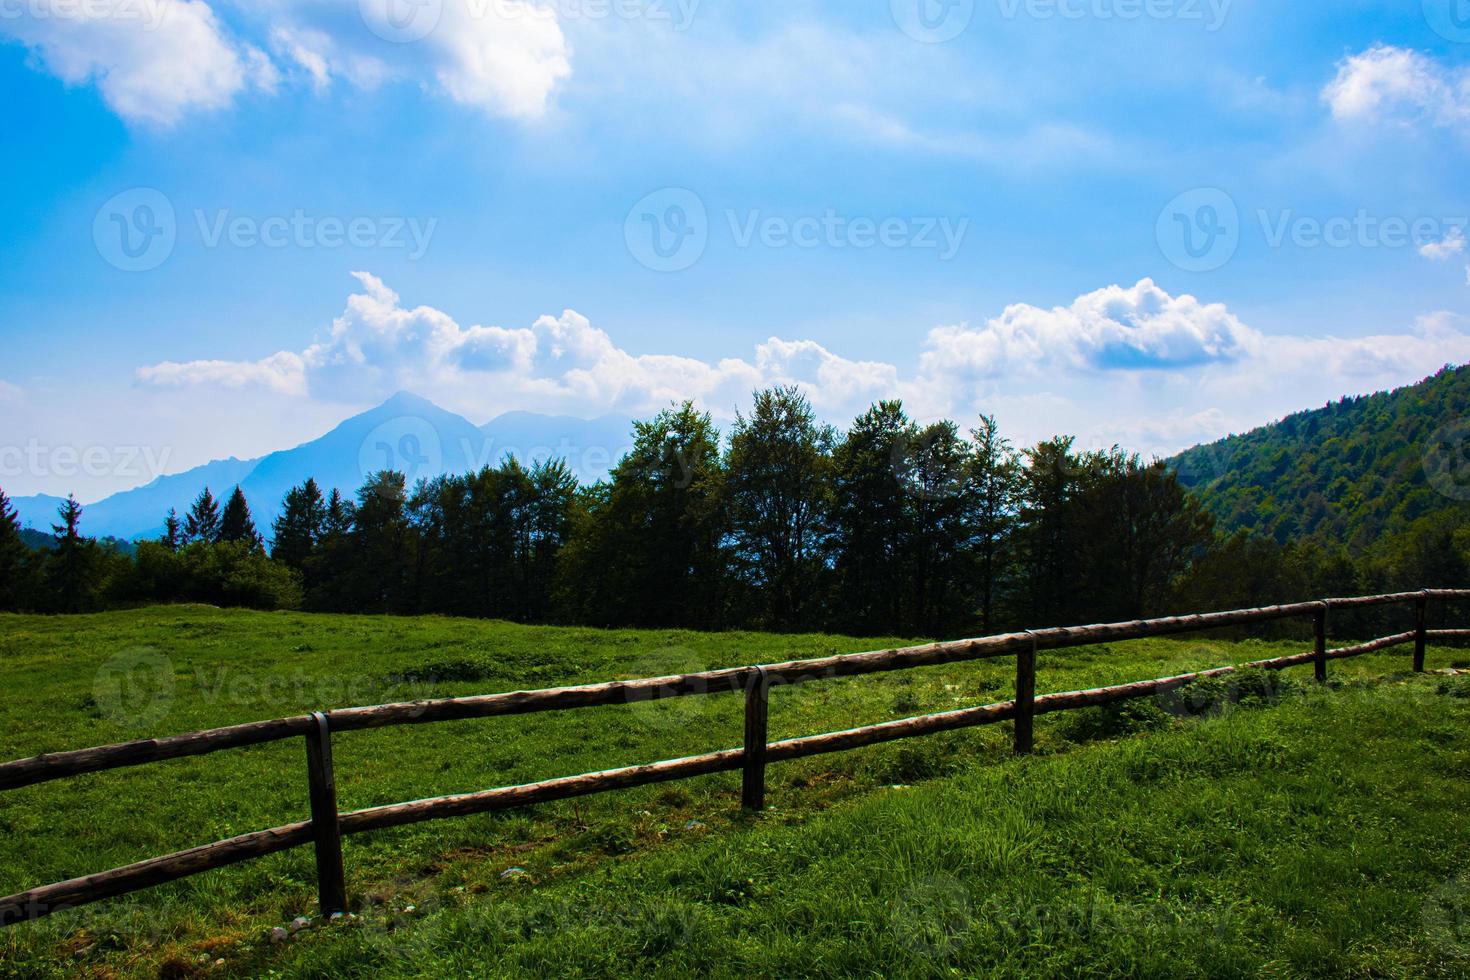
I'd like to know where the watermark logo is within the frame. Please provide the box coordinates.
[620,646,728,732]
[0,0,171,30]
[360,0,443,42]
[1424,0,1470,43]
[891,0,974,43]
[93,647,175,729]
[1424,873,1470,957]
[626,188,708,272]
[1425,419,1470,502]
[1157,188,1238,272]
[892,875,973,957]
[995,0,1231,30]
[359,416,445,487]
[94,188,176,273]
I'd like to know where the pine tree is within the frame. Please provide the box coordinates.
[218,486,262,549]
[184,488,221,544]
[161,508,182,552]
[48,494,100,613]
[0,487,28,610]
[270,479,326,569]
[323,489,353,539]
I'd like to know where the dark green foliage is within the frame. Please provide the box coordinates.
[1171,364,1470,549]
[182,487,221,544]
[270,478,325,569]
[217,486,262,549]
[556,402,726,628]
[725,387,835,629]
[46,495,105,613]
[0,487,28,610]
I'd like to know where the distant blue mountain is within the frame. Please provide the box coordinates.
[10,394,634,542]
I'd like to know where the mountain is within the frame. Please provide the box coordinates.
[10,394,634,542]
[1169,364,1470,551]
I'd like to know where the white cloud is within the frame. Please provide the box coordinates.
[1421,227,1466,261]
[0,380,22,402]
[136,350,306,394]
[134,274,1470,460]
[1,0,570,125]
[0,0,275,126]
[917,279,1259,382]
[135,271,887,421]
[1322,45,1470,129]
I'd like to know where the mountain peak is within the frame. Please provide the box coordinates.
[377,390,442,413]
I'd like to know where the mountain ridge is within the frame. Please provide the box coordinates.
[11,396,634,541]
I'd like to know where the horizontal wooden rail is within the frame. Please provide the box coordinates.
[0,600,1338,792]
[0,590,1459,927]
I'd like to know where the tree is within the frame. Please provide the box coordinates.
[184,488,221,544]
[218,486,262,550]
[557,402,728,628]
[829,401,912,633]
[160,508,182,552]
[902,419,975,635]
[965,416,1019,633]
[271,479,327,570]
[725,387,834,629]
[48,495,102,613]
[0,487,28,610]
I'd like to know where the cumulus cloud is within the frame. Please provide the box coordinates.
[134,274,1470,459]
[1322,45,1470,129]
[0,0,275,126]
[1421,227,1466,261]
[136,271,887,421]
[0,0,569,125]
[917,279,1259,382]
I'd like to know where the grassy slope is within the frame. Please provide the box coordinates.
[1,607,1469,977]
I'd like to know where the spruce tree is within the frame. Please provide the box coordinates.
[184,488,221,544]
[48,494,99,613]
[161,508,182,552]
[0,487,27,610]
[271,479,326,569]
[219,486,262,549]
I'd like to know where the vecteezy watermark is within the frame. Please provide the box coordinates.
[360,0,443,42]
[626,188,970,272]
[892,875,974,957]
[1156,188,1239,273]
[625,188,709,273]
[1423,0,1470,44]
[94,188,437,272]
[194,209,437,260]
[93,187,176,273]
[360,0,699,43]
[359,416,445,487]
[1157,187,1469,272]
[1424,873,1470,957]
[995,0,1232,30]
[0,439,173,481]
[92,647,176,729]
[1425,419,1470,503]
[891,0,975,43]
[0,0,171,29]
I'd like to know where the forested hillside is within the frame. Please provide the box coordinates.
[1171,365,1470,551]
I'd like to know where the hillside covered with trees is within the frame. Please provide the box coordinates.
[1170,364,1470,552]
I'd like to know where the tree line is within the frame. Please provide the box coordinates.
[1,387,1464,637]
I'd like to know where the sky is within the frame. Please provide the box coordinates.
[2,0,1469,501]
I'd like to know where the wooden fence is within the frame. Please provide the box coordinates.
[2,588,1468,927]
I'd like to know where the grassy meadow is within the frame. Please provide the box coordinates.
[2,606,1470,977]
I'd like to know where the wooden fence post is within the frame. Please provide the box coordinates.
[305,711,346,915]
[1414,591,1429,673]
[1015,633,1036,754]
[1313,603,1328,683]
[742,667,769,811]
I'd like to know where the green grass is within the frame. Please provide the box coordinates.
[2,606,1469,978]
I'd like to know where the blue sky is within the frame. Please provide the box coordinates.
[2,0,1469,499]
